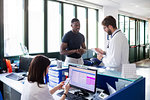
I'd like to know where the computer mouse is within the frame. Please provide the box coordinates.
[22,74,27,77]
[83,92,89,97]
[74,92,78,95]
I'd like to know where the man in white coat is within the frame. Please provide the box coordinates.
[95,16,129,71]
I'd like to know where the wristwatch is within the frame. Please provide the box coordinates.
[63,93,67,97]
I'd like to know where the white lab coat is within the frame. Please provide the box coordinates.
[21,80,54,100]
[102,29,129,70]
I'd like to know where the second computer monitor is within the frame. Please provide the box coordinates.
[19,56,33,72]
[69,65,97,93]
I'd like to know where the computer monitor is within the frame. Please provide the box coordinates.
[19,56,33,72]
[69,65,97,93]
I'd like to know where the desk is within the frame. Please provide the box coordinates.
[0,68,145,100]
[0,73,24,100]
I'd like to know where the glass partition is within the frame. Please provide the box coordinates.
[62,63,142,82]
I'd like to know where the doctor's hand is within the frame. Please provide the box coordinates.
[97,53,103,61]
[95,48,105,55]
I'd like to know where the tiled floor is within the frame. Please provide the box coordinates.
[135,59,150,100]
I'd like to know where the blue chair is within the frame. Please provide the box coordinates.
[84,60,94,66]
[90,58,102,66]
[0,91,3,100]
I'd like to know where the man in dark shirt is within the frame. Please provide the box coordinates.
[60,18,86,65]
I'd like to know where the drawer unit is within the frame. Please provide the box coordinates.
[48,67,68,88]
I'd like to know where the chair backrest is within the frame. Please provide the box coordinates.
[0,91,3,100]
[5,59,12,73]
[83,60,94,66]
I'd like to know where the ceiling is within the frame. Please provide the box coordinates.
[82,0,150,19]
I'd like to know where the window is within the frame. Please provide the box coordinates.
[98,9,104,49]
[125,17,129,40]
[145,21,149,44]
[88,9,97,49]
[63,4,75,34]
[4,0,24,57]
[119,15,124,32]
[3,0,99,57]
[140,21,144,44]
[77,7,87,45]
[48,1,61,52]
[28,0,44,53]
[130,19,135,45]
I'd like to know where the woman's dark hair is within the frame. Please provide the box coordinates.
[28,55,50,87]
[102,16,117,28]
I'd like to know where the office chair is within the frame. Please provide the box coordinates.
[4,59,12,73]
[83,60,94,66]
[90,58,102,66]
[0,91,3,100]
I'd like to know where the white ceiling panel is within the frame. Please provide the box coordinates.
[81,0,150,18]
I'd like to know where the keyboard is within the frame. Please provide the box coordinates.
[57,91,86,100]
[6,73,25,81]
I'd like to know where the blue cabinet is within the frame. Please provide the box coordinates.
[48,67,68,88]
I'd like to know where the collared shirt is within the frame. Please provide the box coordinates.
[102,29,129,68]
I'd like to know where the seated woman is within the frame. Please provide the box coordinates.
[21,55,70,100]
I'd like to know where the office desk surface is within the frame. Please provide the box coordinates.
[0,73,92,100]
[0,71,145,100]
[0,73,25,94]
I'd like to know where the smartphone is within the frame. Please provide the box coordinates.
[62,78,70,88]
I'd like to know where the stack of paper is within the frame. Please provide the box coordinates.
[121,64,137,78]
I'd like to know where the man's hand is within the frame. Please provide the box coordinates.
[76,49,85,55]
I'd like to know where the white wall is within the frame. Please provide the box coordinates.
[98,6,119,50]
[103,6,118,24]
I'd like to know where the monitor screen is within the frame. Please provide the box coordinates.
[19,56,33,72]
[69,65,97,93]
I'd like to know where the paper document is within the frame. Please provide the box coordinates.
[115,79,132,91]
[106,83,116,95]
[91,48,99,54]
[121,64,137,78]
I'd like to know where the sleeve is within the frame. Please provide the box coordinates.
[81,34,85,43]
[62,33,69,43]
[83,35,85,43]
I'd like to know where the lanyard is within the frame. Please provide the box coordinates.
[107,30,121,48]
[111,30,121,39]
